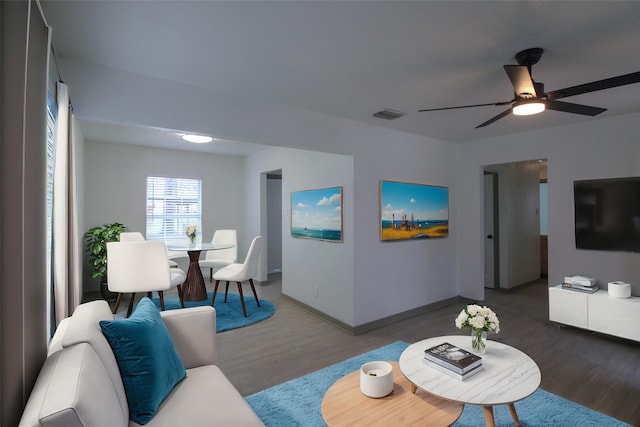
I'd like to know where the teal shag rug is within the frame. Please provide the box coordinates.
[149,291,275,332]
[245,341,631,427]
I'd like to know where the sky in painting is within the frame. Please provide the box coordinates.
[380,181,448,221]
[292,187,342,230]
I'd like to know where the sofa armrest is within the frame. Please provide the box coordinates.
[47,317,71,357]
[161,306,216,369]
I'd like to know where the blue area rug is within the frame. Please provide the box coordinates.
[246,341,630,427]
[150,291,275,332]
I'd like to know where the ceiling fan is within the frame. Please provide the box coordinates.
[418,48,640,128]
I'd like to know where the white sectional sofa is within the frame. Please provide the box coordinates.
[19,299,264,427]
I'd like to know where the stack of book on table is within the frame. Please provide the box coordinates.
[423,342,483,381]
[562,275,598,294]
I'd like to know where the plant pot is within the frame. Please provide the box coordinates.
[100,281,118,303]
[360,361,394,398]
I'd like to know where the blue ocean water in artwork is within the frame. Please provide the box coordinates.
[381,219,448,229]
[291,228,341,241]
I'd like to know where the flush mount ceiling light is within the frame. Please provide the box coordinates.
[512,99,546,116]
[181,134,214,143]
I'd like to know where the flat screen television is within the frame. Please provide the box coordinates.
[574,177,640,252]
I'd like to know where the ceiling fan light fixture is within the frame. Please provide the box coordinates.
[181,134,214,143]
[512,100,545,116]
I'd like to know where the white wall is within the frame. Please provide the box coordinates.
[351,134,458,325]
[83,141,245,292]
[458,112,640,299]
[245,147,355,324]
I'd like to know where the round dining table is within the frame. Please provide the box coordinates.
[166,242,234,301]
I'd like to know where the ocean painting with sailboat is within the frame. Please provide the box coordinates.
[291,186,343,242]
[380,180,448,241]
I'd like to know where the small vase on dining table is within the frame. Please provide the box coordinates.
[471,328,487,354]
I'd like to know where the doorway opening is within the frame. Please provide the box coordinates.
[484,171,499,289]
[266,171,282,275]
[483,159,547,290]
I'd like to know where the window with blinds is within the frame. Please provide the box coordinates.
[146,176,202,242]
[46,88,57,337]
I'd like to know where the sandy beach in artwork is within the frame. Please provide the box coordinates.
[381,223,448,240]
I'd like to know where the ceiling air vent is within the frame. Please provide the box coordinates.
[372,108,405,120]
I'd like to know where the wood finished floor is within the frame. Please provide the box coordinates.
[102,274,639,425]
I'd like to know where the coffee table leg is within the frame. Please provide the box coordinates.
[482,406,495,427]
[410,382,417,394]
[507,402,521,426]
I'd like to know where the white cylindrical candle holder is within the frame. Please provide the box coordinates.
[360,361,393,398]
[608,281,631,298]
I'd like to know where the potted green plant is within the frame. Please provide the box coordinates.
[84,222,128,302]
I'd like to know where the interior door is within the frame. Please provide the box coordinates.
[484,172,497,288]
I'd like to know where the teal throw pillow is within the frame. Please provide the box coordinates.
[100,297,186,424]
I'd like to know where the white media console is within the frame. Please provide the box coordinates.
[548,285,640,342]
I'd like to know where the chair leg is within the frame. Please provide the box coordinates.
[177,285,185,308]
[248,278,261,307]
[209,268,213,282]
[126,293,136,318]
[158,291,165,311]
[113,293,122,314]
[224,281,230,302]
[211,280,220,306]
[237,282,247,317]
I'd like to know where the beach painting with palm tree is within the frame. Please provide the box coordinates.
[291,186,343,242]
[380,180,448,241]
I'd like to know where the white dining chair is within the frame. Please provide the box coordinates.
[107,241,186,317]
[118,231,145,242]
[199,229,238,281]
[211,235,262,317]
[119,231,179,268]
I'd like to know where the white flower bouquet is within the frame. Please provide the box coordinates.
[455,304,500,353]
[186,225,197,243]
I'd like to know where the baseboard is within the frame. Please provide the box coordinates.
[281,294,468,335]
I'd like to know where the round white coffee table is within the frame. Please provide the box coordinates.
[399,335,541,427]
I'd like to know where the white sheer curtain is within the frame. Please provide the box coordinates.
[52,81,82,323]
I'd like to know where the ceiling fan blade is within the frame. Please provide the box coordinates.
[545,71,640,100]
[475,108,512,128]
[504,65,537,97]
[545,100,607,116]
[419,100,512,112]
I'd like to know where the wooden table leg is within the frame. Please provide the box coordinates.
[410,382,417,394]
[182,250,207,301]
[507,402,521,426]
[483,406,495,427]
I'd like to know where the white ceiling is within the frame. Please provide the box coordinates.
[79,119,267,156]
[42,1,640,154]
